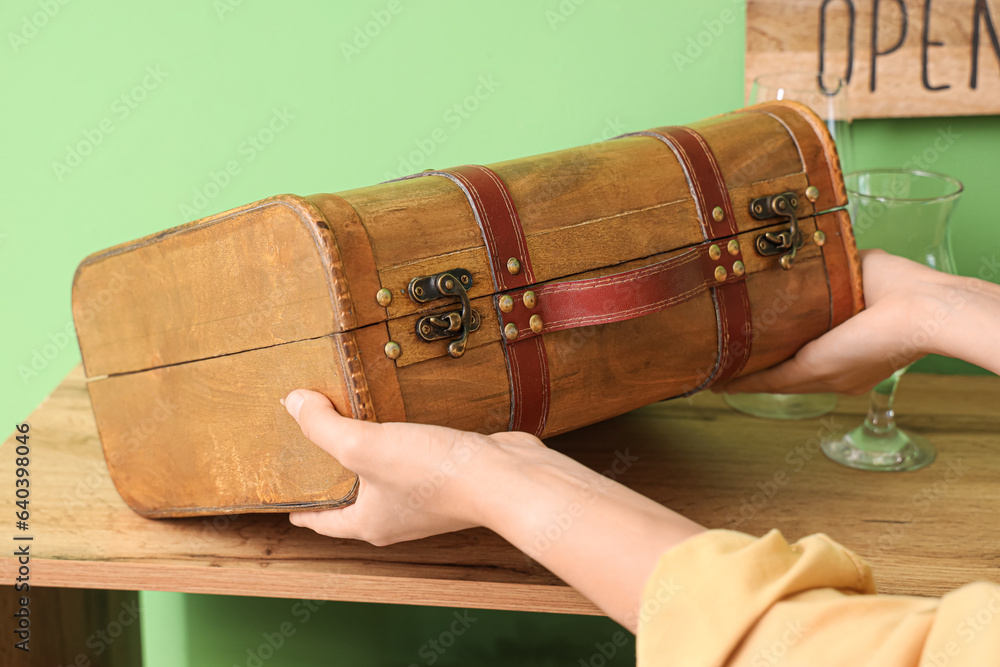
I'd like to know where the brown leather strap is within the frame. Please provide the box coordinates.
[411,165,535,292]
[626,127,739,240]
[619,126,752,389]
[407,165,549,436]
[503,336,549,435]
[498,242,746,340]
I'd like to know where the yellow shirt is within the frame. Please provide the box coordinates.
[638,529,1000,666]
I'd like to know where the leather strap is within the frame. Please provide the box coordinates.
[404,165,535,292]
[498,241,746,340]
[407,165,549,437]
[619,126,752,389]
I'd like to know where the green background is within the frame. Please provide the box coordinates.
[1,0,996,664]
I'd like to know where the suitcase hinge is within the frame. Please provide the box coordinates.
[750,192,803,270]
[408,269,481,359]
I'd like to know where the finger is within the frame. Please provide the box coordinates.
[722,358,813,395]
[289,506,362,540]
[283,389,381,466]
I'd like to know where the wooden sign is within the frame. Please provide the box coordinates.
[746,0,1000,118]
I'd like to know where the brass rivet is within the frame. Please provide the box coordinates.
[529,314,543,333]
[504,323,519,340]
[522,290,537,309]
[813,230,827,246]
[376,288,392,307]
[498,295,514,313]
[727,239,740,256]
[506,258,521,275]
[444,278,454,290]
[805,185,820,202]
[732,260,746,278]
[714,265,727,282]
[709,244,722,260]
[384,341,401,360]
[712,206,725,222]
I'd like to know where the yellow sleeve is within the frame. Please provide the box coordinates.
[637,529,1000,667]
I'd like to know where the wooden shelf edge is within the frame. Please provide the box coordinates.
[1,558,603,616]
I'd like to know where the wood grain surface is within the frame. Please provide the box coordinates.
[2,367,997,615]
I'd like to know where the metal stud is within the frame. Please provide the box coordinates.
[384,341,401,360]
[498,295,514,313]
[376,288,392,307]
[522,290,537,309]
[504,322,519,340]
[732,260,746,278]
[712,206,725,222]
[813,230,827,246]
[714,265,727,282]
[727,239,740,256]
[506,258,521,275]
[709,244,722,260]
[805,186,820,202]
[529,314,543,333]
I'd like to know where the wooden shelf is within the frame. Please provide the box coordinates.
[2,367,998,614]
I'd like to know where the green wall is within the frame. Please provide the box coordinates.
[3,0,997,665]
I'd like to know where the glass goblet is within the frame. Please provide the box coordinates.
[821,169,963,472]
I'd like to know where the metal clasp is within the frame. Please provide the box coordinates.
[409,268,480,359]
[750,192,803,270]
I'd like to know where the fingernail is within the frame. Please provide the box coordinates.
[284,390,305,420]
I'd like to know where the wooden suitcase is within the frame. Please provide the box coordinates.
[72,101,863,518]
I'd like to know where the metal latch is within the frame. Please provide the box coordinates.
[750,192,803,270]
[409,268,480,359]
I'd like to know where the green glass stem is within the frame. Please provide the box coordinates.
[867,373,901,432]
[852,370,908,454]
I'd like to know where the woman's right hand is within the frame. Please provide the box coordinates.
[718,249,986,396]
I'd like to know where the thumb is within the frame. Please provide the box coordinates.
[283,389,376,467]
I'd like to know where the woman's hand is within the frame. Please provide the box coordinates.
[719,249,978,396]
[284,389,546,546]
[283,390,704,630]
